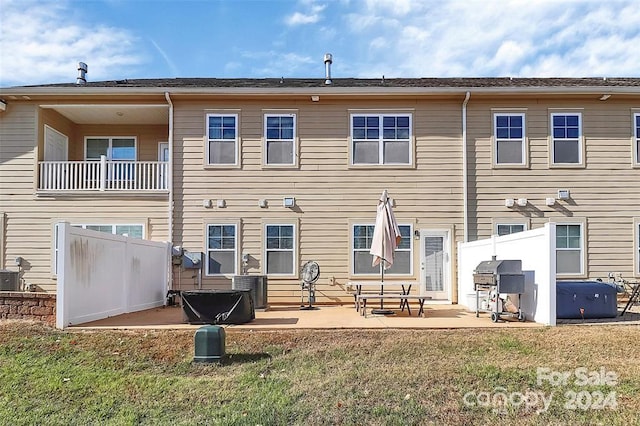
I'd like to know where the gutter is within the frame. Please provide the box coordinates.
[2,85,639,97]
[462,91,471,243]
[165,92,174,288]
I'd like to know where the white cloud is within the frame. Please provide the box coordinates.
[369,37,388,50]
[0,0,144,86]
[1,0,637,85]
[341,0,640,78]
[286,12,321,26]
[344,12,386,32]
[485,40,530,75]
[364,0,425,17]
[239,50,316,77]
[285,1,326,26]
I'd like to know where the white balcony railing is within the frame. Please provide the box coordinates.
[38,156,168,192]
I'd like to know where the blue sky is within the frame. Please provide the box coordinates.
[1,0,639,87]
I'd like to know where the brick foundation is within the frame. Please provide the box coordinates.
[0,292,56,325]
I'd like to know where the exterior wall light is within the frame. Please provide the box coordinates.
[283,197,295,208]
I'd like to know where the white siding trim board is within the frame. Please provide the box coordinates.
[632,111,640,167]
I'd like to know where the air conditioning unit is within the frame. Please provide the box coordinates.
[0,270,20,291]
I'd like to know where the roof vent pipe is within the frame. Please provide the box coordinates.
[76,62,88,85]
[323,53,332,85]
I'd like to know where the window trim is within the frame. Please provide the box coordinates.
[0,213,5,270]
[350,222,413,277]
[635,218,640,277]
[493,221,528,237]
[633,112,640,167]
[84,136,137,161]
[349,113,414,167]
[73,223,145,238]
[263,221,298,277]
[493,112,527,167]
[205,113,240,167]
[549,112,584,168]
[262,112,298,167]
[205,223,238,277]
[555,221,586,277]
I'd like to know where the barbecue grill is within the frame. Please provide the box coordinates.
[473,258,525,322]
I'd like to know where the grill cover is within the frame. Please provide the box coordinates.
[182,290,255,325]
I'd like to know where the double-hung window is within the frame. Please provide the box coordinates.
[351,114,411,165]
[352,224,412,275]
[264,114,296,165]
[634,113,640,165]
[265,224,295,275]
[556,224,584,275]
[206,224,237,275]
[551,113,582,165]
[494,113,525,165]
[207,114,238,165]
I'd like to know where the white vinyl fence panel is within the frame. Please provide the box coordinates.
[457,222,557,325]
[56,222,170,329]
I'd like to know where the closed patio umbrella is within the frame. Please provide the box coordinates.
[369,189,402,313]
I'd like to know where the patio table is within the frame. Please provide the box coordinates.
[347,281,418,312]
[356,293,431,317]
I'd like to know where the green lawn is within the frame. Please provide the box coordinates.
[1,321,638,425]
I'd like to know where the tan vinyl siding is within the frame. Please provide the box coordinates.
[1,205,169,292]
[1,103,38,278]
[468,95,640,280]
[173,98,464,303]
[5,83,636,302]
[0,103,170,292]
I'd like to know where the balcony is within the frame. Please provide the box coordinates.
[38,156,168,194]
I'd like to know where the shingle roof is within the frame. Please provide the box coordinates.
[22,77,640,89]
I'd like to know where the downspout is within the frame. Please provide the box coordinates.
[462,91,471,243]
[165,92,174,289]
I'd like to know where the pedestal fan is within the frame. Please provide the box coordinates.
[300,260,320,310]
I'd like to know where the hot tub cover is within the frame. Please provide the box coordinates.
[556,281,617,319]
[181,290,255,325]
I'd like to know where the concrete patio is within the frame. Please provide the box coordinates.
[71,302,640,330]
